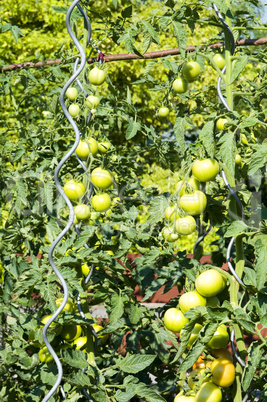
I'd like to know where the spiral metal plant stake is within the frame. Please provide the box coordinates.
[213,4,249,401]
[41,0,90,400]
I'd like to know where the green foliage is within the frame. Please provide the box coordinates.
[0,0,267,401]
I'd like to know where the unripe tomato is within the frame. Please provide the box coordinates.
[192,355,206,370]
[158,107,170,117]
[68,104,80,117]
[66,87,78,101]
[174,395,196,402]
[162,227,179,242]
[211,348,233,362]
[196,382,222,402]
[41,314,62,336]
[81,263,90,276]
[211,357,235,387]
[163,308,189,332]
[192,159,219,182]
[216,118,228,130]
[176,177,200,196]
[55,298,74,313]
[195,269,226,297]
[91,193,111,212]
[91,168,113,190]
[92,323,108,345]
[173,77,189,93]
[85,95,100,109]
[0,264,4,284]
[61,324,82,342]
[175,215,196,235]
[39,345,54,364]
[207,325,229,349]
[182,61,201,82]
[164,206,177,222]
[63,180,86,201]
[74,204,91,220]
[188,368,206,389]
[213,54,226,69]
[98,141,111,153]
[89,67,106,86]
[72,336,87,351]
[179,291,206,313]
[179,191,207,216]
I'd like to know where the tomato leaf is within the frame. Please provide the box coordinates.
[109,293,124,324]
[218,132,236,177]
[199,120,215,158]
[61,349,88,369]
[247,143,267,176]
[118,354,156,374]
[230,55,248,84]
[136,383,167,401]
[125,119,141,140]
[174,117,185,154]
[254,236,267,291]
[224,221,248,237]
[242,342,264,391]
[172,21,187,58]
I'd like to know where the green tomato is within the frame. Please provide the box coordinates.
[164,206,177,222]
[39,345,54,364]
[55,298,74,313]
[72,336,87,351]
[195,269,226,297]
[182,61,201,82]
[207,325,229,349]
[179,191,207,216]
[216,118,228,130]
[98,141,111,153]
[158,107,170,117]
[41,314,62,336]
[211,358,235,388]
[179,291,206,313]
[91,168,113,190]
[91,193,111,212]
[74,204,91,220]
[92,323,108,345]
[0,263,4,284]
[188,368,206,390]
[85,95,100,109]
[196,382,222,402]
[192,159,219,182]
[173,77,189,93]
[88,67,106,86]
[163,308,189,332]
[63,180,86,201]
[66,87,78,101]
[68,104,80,117]
[176,177,200,196]
[213,54,226,70]
[61,324,82,342]
[235,154,242,165]
[162,227,179,242]
[175,215,196,235]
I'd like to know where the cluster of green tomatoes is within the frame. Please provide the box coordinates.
[162,159,220,243]
[163,269,235,402]
[29,298,106,364]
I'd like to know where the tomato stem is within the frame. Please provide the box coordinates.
[224,0,234,111]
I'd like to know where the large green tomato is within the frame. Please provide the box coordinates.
[196,382,222,402]
[195,269,226,297]
[176,177,200,196]
[92,323,108,345]
[158,107,170,117]
[68,104,80,117]
[179,191,207,216]
[66,87,78,101]
[85,95,100,109]
[163,308,189,332]
[91,193,111,212]
[91,168,113,190]
[74,204,91,220]
[98,141,111,153]
[179,291,206,313]
[173,77,189,93]
[41,314,62,336]
[72,336,87,351]
[175,215,196,235]
[182,61,201,81]
[39,345,54,364]
[63,180,86,201]
[213,54,226,69]
[216,118,228,130]
[61,324,82,342]
[55,298,74,313]
[192,159,219,182]
[207,325,229,349]
[76,138,98,159]
[88,67,106,86]
[211,358,235,387]
[174,396,196,402]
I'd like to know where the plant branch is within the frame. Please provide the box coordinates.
[2,37,267,73]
